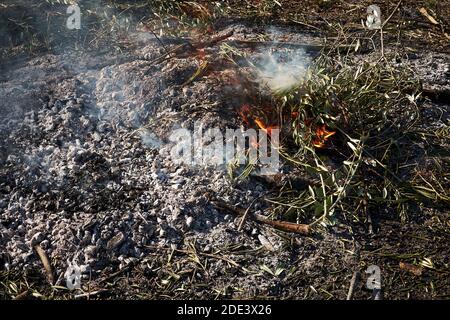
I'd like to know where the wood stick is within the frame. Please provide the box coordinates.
[33,245,54,285]
[346,271,360,300]
[382,0,403,29]
[211,200,310,236]
[74,289,108,299]
[193,31,234,49]
[145,31,234,65]
[152,31,234,47]
[13,290,29,300]
[98,262,135,284]
[228,40,325,52]
[238,196,262,231]
[253,213,310,235]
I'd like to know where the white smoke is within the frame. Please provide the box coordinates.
[140,130,163,149]
[257,48,310,92]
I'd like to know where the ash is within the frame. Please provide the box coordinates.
[0,25,299,295]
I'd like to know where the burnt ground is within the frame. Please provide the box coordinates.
[0,1,449,300]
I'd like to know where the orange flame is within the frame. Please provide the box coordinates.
[239,105,278,135]
[254,118,278,137]
[312,125,336,148]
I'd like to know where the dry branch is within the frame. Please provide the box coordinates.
[145,31,234,65]
[253,213,310,235]
[228,40,324,53]
[33,245,54,285]
[192,31,235,49]
[346,271,360,300]
[211,200,310,236]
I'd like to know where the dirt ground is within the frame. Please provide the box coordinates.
[0,1,449,300]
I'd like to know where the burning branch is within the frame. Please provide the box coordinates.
[238,104,279,137]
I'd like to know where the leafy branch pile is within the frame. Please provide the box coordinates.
[267,53,448,227]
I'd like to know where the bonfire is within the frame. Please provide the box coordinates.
[0,0,448,304]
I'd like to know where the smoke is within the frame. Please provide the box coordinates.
[254,27,311,91]
[140,130,163,149]
[256,48,310,92]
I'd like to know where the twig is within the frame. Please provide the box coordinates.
[193,31,234,50]
[33,245,54,285]
[346,271,360,300]
[382,0,403,29]
[238,196,262,231]
[98,262,135,284]
[150,29,170,55]
[253,213,310,235]
[74,289,108,299]
[289,19,321,31]
[379,0,402,58]
[144,31,234,66]
[145,44,187,65]
[13,290,29,300]
[212,200,310,236]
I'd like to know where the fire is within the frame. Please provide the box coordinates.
[238,104,280,151]
[312,124,336,148]
[238,104,278,136]
[254,118,278,137]
[239,105,335,149]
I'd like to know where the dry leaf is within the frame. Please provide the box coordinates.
[419,8,439,25]
[399,261,423,276]
[258,234,275,251]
